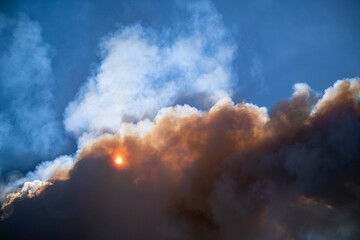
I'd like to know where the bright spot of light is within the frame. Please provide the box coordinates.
[115,156,123,165]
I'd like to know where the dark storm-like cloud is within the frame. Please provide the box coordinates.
[1,79,359,240]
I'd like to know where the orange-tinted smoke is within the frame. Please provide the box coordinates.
[1,79,360,240]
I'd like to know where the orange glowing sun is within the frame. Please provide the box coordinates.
[115,156,123,165]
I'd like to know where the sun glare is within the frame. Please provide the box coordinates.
[115,156,123,165]
[113,152,128,169]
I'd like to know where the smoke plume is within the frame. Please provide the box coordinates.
[64,1,234,136]
[1,79,359,240]
[0,15,64,169]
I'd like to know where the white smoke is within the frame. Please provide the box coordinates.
[0,15,63,156]
[64,1,235,136]
[0,155,75,201]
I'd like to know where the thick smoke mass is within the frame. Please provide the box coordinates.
[1,79,359,240]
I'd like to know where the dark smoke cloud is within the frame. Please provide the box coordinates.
[1,79,360,239]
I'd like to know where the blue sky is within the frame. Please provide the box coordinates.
[0,0,359,174]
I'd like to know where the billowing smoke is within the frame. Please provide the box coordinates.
[1,78,359,239]
[64,1,235,137]
[1,1,359,239]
